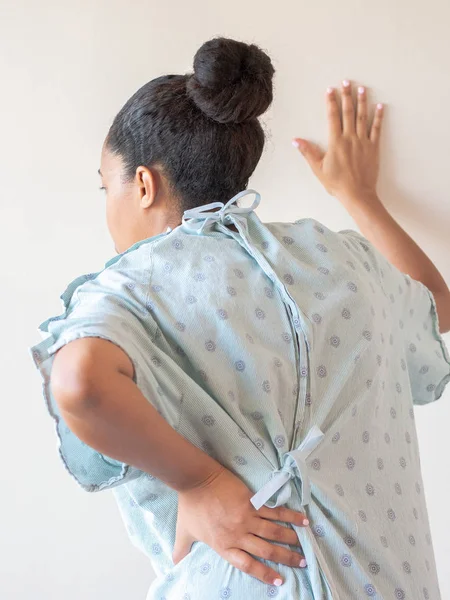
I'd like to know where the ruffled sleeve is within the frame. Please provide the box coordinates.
[339,228,450,405]
[29,266,153,492]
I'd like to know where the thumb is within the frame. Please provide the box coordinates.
[292,138,324,172]
[172,527,196,565]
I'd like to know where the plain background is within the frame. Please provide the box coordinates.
[1,1,449,598]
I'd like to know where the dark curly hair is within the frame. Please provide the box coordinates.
[105,36,275,215]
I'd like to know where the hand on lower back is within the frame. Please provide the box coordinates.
[293,79,384,208]
[172,464,309,587]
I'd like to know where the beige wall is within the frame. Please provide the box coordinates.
[1,0,449,598]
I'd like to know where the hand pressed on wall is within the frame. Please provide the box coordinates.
[293,79,384,208]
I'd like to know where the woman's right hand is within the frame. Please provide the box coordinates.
[172,463,309,587]
[292,80,385,209]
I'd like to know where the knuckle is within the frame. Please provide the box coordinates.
[265,547,276,561]
[235,514,247,527]
[271,507,283,520]
[279,508,290,522]
[282,509,295,524]
[239,556,253,572]
[271,526,283,541]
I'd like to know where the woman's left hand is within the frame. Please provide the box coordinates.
[292,80,384,208]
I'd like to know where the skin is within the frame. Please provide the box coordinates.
[99,147,240,252]
[51,80,450,589]
[99,149,181,255]
[293,81,450,333]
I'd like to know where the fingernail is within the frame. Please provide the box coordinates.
[303,518,310,526]
[327,87,334,94]
[273,578,283,586]
[343,79,350,87]
[299,558,307,568]
[293,139,306,151]
[358,86,365,94]
[377,103,383,110]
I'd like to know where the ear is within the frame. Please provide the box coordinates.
[135,166,157,209]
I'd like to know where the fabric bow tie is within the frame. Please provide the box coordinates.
[250,425,324,510]
[182,189,261,233]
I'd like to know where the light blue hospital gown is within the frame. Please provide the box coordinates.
[30,189,450,599]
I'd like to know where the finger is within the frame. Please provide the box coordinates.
[258,505,309,528]
[326,87,341,140]
[243,534,307,568]
[370,103,384,145]
[254,519,303,547]
[172,529,196,565]
[226,547,285,587]
[356,85,368,139]
[341,79,355,136]
[292,138,325,176]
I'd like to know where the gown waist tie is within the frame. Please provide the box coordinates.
[250,426,341,600]
[250,425,324,510]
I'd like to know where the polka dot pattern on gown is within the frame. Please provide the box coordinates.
[29,205,450,600]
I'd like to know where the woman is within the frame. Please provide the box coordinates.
[30,37,450,599]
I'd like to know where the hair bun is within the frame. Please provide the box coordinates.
[186,37,275,124]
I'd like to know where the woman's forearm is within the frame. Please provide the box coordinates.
[55,367,224,493]
[339,192,450,332]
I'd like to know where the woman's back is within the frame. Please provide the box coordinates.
[31,195,450,599]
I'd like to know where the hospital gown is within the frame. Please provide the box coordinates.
[29,189,450,599]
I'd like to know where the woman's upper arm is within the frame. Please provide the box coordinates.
[50,336,136,410]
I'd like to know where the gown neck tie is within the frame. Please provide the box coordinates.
[182,189,261,234]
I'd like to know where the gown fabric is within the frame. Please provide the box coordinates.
[30,189,450,599]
